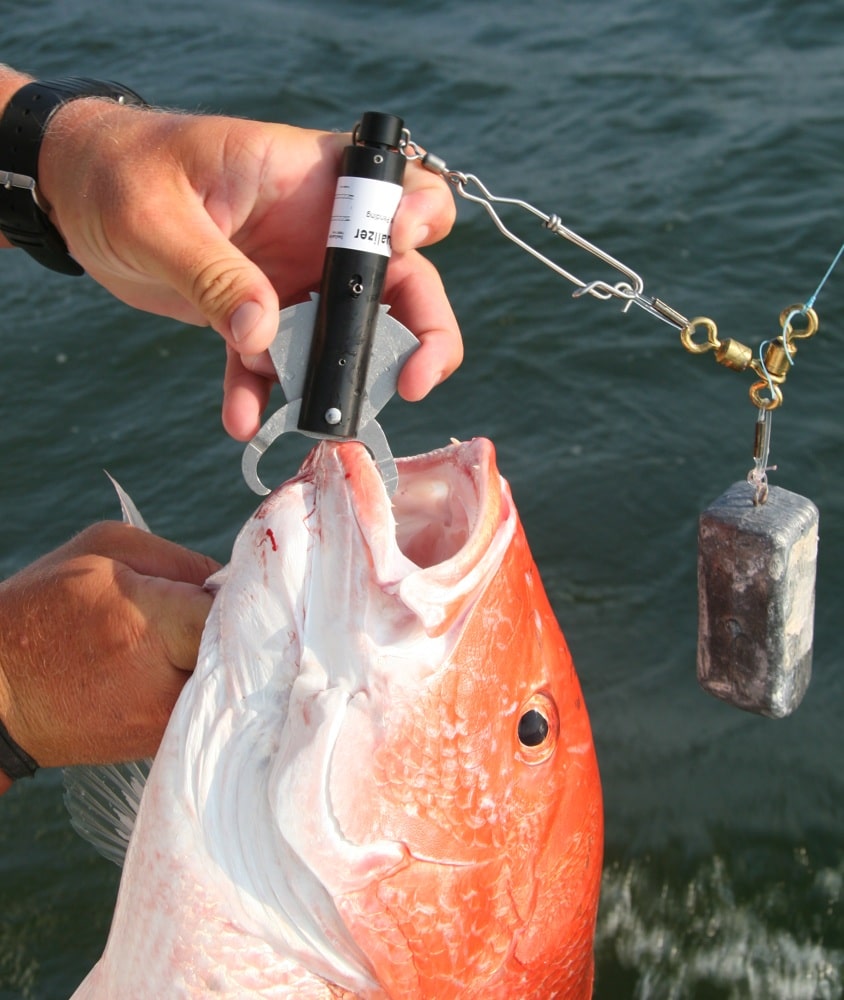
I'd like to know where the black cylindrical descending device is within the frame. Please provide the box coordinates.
[297,112,406,439]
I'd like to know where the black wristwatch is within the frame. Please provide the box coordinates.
[0,77,147,275]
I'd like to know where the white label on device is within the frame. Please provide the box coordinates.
[325,176,402,257]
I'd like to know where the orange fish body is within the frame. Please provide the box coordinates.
[71,438,602,999]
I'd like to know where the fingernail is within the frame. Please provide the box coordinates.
[230,301,264,345]
[412,225,430,248]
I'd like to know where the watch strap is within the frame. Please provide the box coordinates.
[0,715,38,781]
[0,77,146,275]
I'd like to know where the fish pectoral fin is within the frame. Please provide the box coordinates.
[62,758,153,867]
[104,471,151,532]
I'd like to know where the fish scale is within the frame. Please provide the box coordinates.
[339,860,518,999]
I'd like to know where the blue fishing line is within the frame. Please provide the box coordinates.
[805,241,844,309]
[761,241,844,387]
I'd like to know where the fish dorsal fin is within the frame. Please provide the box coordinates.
[62,474,155,866]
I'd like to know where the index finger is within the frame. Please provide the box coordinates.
[390,161,457,254]
[383,249,463,402]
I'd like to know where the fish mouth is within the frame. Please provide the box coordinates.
[257,436,503,565]
[300,436,512,638]
[392,438,498,569]
[334,437,518,637]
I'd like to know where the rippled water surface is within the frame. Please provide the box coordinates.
[1,1,843,996]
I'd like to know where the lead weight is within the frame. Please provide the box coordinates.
[697,480,819,718]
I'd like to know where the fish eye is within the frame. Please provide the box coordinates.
[515,692,559,765]
[518,709,549,747]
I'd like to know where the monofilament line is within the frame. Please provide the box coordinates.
[806,241,844,309]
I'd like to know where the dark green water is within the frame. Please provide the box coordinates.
[2,1,843,996]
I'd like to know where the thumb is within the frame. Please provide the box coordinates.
[133,575,216,675]
[150,205,280,357]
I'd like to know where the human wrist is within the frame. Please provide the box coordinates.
[0,591,38,785]
[37,95,139,248]
[0,76,147,272]
[0,65,33,116]
[0,668,38,786]
[0,648,11,743]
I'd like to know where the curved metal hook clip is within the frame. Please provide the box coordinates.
[452,173,646,304]
[410,138,692,330]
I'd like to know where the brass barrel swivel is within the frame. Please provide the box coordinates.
[679,304,819,410]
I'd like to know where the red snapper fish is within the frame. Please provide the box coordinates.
[69,437,603,999]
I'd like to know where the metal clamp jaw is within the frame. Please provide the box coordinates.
[242,294,418,495]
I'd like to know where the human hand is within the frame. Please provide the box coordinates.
[38,102,463,439]
[0,522,218,774]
